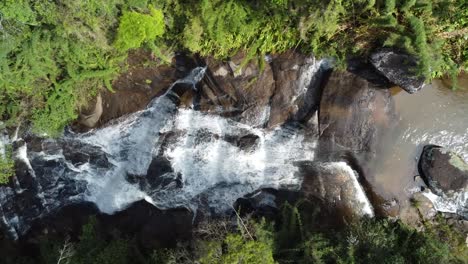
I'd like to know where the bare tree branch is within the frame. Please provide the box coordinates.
[57,237,74,264]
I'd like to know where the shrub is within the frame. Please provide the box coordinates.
[114,7,165,52]
[0,152,14,184]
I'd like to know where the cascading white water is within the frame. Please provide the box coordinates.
[329,162,374,217]
[74,97,317,214]
[160,109,317,212]
[0,62,345,238]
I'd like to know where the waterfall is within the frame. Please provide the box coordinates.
[0,64,328,238]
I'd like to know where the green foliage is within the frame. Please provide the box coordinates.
[270,203,468,264]
[198,219,276,264]
[1,0,467,134]
[114,7,165,52]
[46,217,132,264]
[0,145,14,184]
[2,210,467,264]
[0,1,166,136]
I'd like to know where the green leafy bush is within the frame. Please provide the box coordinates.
[0,151,14,184]
[114,7,165,52]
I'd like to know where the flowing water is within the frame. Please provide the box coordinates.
[1,62,466,239]
[375,74,468,216]
[0,63,332,238]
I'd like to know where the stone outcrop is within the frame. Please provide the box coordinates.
[192,51,330,128]
[370,49,425,94]
[21,201,192,250]
[299,161,374,219]
[318,70,396,173]
[419,145,468,195]
[75,52,197,130]
[317,70,398,216]
[234,188,300,219]
[78,94,103,128]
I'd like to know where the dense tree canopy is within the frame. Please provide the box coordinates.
[0,0,466,136]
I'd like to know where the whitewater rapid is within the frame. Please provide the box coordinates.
[0,62,341,238]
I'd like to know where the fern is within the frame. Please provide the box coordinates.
[114,7,165,52]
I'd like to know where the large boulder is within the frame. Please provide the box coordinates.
[99,200,193,249]
[20,200,192,252]
[318,70,396,173]
[299,161,374,219]
[234,188,300,219]
[192,51,330,128]
[419,145,468,195]
[78,94,103,128]
[370,49,425,94]
[74,52,197,130]
[318,70,397,215]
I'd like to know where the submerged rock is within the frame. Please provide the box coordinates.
[299,161,374,219]
[370,49,425,94]
[419,145,468,195]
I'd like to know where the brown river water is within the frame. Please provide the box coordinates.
[373,74,468,206]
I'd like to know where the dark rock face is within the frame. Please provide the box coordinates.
[370,49,425,94]
[318,70,397,215]
[318,71,396,166]
[234,188,300,219]
[20,200,192,251]
[267,52,330,127]
[188,51,329,128]
[0,139,103,239]
[347,58,391,87]
[299,161,374,220]
[99,200,193,249]
[419,145,468,195]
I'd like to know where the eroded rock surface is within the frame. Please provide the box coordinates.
[370,49,425,94]
[191,51,330,128]
[299,161,374,219]
[419,145,468,195]
[318,70,396,173]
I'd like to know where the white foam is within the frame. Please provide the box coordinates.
[0,133,9,159]
[162,109,315,211]
[323,162,374,217]
[423,190,468,218]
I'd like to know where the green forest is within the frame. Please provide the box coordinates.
[0,1,468,263]
[2,203,467,263]
[0,0,467,136]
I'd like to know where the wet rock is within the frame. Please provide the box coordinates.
[318,70,396,176]
[413,192,437,220]
[74,51,198,130]
[61,140,110,168]
[134,155,181,191]
[370,49,425,94]
[347,57,391,87]
[267,52,329,127]
[419,145,468,195]
[234,188,300,219]
[78,94,103,128]
[223,134,260,152]
[23,202,100,241]
[194,51,329,128]
[197,52,276,127]
[99,200,193,249]
[299,161,374,219]
[21,200,192,250]
[381,199,400,217]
